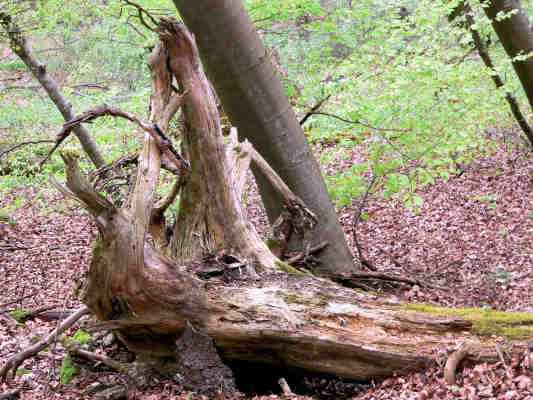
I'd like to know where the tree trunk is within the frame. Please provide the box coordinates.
[0,12,105,168]
[49,20,531,384]
[483,0,533,114]
[461,3,533,146]
[171,0,356,276]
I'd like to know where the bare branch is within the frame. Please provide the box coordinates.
[300,111,410,133]
[299,94,331,125]
[0,140,54,160]
[41,105,189,172]
[0,306,90,381]
[122,0,158,32]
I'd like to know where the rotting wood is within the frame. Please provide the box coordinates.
[11,18,530,385]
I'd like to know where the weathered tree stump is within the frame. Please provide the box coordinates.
[49,19,532,386]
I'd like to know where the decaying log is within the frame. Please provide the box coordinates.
[44,18,532,384]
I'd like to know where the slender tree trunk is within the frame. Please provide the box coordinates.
[0,13,105,168]
[171,0,356,276]
[462,3,533,146]
[483,0,533,117]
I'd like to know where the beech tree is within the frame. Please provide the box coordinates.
[171,0,355,276]
[483,0,533,120]
[2,20,530,394]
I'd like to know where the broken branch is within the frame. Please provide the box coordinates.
[0,306,90,381]
[40,104,189,172]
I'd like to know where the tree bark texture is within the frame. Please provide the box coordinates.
[462,3,533,146]
[53,20,531,382]
[0,12,105,168]
[483,0,533,115]
[171,0,356,276]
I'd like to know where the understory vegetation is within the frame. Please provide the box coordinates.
[0,1,532,400]
[1,0,530,206]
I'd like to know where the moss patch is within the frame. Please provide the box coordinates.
[60,355,77,385]
[265,238,281,250]
[275,260,307,276]
[404,303,533,339]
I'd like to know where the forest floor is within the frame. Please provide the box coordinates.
[0,132,532,399]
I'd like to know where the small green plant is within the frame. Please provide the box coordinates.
[9,308,31,323]
[72,329,92,345]
[59,355,77,385]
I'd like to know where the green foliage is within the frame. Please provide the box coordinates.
[72,329,92,345]
[246,0,529,209]
[9,308,31,323]
[0,0,530,212]
[59,355,77,385]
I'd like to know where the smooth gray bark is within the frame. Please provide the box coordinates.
[483,1,533,117]
[171,0,356,276]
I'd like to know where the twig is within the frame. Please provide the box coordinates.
[64,342,132,375]
[300,111,410,133]
[463,4,533,147]
[6,305,56,323]
[495,344,512,380]
[352,175,377,271]
[40,105,189,172]
[122,0,158,32]
[0,293,36,312]
[286,241,329,265]
[0,306,90,381]
[0,140,54,160]
[299,94,331,125]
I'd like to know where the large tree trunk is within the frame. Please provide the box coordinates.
[0,12,105,168]
[171,0,356,276]
[51,20,530,385]
[483,0,533,114]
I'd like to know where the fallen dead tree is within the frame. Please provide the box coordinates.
[1,19,531,392]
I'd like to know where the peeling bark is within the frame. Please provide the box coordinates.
[171,0,356,276]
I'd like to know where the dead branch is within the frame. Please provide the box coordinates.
[0,140,54,160]
[444,342,473,385]
[299,111,410,133]
[64,341,133,376]
[0,388,22,400]
[122,0,158,32]
[0,306,90,381]
[6,305,56,323]
[299,94,331,125]
[352,175,378,271]
[286,241,329,265]
[332,271,441,290]
[152,175,186,217]
[278,377,294,396]
[40,104,189,172]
